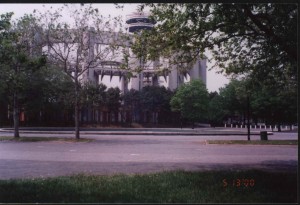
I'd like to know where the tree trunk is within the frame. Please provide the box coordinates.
[74,77,80,139]
[247,95,251,141]
[277,123,281,132]
[13,91,20,138]
[180,116,183,129]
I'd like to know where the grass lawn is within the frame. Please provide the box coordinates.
[207,140,298,145]
[0,170,297,203]
[0,136,93,142]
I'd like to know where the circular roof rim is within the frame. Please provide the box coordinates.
[100,61,122,66]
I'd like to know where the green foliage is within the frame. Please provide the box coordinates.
[80,82,107,108]
[207,92,226,126]
[105,87,122,112]
[0,12,79,127]
[140,86,173,113]
[219,78,249,118]
[0,13,48,131]
[123,89,141,122]
[135,4,297,126]
[122,86,174,124]
[218,76,297,127]
[32,4,125,137]
[0,12,13,31]
[123,89,141,108]
[20,66,70,117]
[170,79,209,123]
[138,3,297,82]
[250,81,297,126]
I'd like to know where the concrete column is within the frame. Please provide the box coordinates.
[131,72,141,90]
[152,75,159,86]
[88,27,98,84]
[187,57,207,87]
[139,72,144,90]
[168,67,179,91]
[120,75,128,93]
[199,58,207,86]
[130,73,140,90]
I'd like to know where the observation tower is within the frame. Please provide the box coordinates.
[126,12,156,32]
[126,12,157,90]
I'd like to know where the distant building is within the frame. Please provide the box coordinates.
[79,12,207,92]
[17,12,208,125]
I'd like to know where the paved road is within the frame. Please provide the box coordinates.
[0,133,297,179]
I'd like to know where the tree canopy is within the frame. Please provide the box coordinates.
[170,79,209,127]
[137,3,297,83]
[0,13,47,137]
[32,4,124,138]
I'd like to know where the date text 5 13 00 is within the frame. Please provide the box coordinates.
[223,179,255,187]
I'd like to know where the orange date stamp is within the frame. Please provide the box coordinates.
[223,178,255,187]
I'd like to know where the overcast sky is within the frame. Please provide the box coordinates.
[0,3,229,92]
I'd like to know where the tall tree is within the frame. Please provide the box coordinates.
[134,3,297,131]
[106,87,122,123]
[24,65,75,126]
[81,82,107,109]
[136,3,297,82]
[80,82,107,124]
[218,75,297,134]
[170,79,209,128]
[251,81,297,131]
[139,85,173,124]
[35,4,124,138]
[0,13,13,126]
[207,92,226,127]
[0,13,46,137]
[219,79,244,122]
[123,89,141,123]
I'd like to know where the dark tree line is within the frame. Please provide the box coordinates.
[123,86,175,126]
[1,67,296,131]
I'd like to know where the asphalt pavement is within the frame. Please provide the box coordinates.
[0,128,298,179]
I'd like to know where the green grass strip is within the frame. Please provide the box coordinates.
[0,136,93,142]
[0,170,297,203]
[207,140,298,145]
